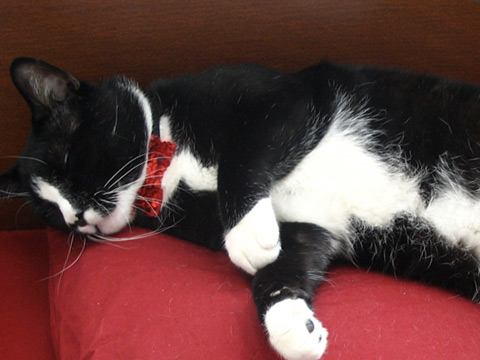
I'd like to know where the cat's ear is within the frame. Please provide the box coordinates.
[0,166,26,200]
[10,57,80,115]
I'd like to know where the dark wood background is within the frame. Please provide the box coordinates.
[1,0,479,230]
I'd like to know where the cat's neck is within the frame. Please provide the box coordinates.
[135,135,176,217]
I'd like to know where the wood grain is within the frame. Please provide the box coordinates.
[1,0,479,230]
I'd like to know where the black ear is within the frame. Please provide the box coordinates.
[10,57,80,114]
[0,166,27,200]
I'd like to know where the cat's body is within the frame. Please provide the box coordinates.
[3,58,480,360]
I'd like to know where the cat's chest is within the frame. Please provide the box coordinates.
[161,149,218,205]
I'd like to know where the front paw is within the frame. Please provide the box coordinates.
[265,299,328,360]
[224,198,281,275]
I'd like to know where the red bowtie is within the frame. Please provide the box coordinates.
[135,135,176,217]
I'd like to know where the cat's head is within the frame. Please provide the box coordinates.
[0,58,152,235]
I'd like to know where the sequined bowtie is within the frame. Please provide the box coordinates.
[135,135,176,217]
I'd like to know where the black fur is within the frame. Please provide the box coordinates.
[352,216,480,302]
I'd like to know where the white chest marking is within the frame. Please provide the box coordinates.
[159,115,173,142]
[161,150,218,204]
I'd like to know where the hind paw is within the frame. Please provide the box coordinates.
[265,299,328,360]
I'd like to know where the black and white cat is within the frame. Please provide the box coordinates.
[3,57,480,360]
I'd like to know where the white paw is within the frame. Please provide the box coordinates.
[265,299,328,360]
[224,198,281,275]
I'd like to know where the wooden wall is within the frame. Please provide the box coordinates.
[0,0,479,230]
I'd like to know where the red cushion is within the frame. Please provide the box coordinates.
[47,227,480,359]
[0,230,55,360]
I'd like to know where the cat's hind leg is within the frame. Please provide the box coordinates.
[253,222,343,360]
[352,216,480,303]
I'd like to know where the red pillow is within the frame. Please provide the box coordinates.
[47,227,480,359]
[0,230,55,360]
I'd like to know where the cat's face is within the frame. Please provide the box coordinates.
[0,58,152,235]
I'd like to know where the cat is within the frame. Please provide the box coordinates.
[2,57,480,360]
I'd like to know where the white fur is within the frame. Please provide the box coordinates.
[423,185,480,258]
[84,208,102,225]
[158,112,216,202]
[33,176,143,235]
[97,185,140,234]
[161,150,218,205]
[159,114,172,142]
[265,298,328,360]
[124,82,153,139]
[271,99,423,237]
[33,178,78,225]
[224,198,281,275]
[77,224,97,234]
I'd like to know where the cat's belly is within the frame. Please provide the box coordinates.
[271,130,480,257]
[271,131,423,235]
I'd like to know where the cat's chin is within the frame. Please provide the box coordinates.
[77,224,98,235]
[96,210,135,235]
[84,205,136,236]
[75,209,135,236]
[72,186,140,236]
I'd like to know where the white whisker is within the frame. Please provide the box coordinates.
[0,155,48,166]
[104,153,148,189]
[92,231,154,242]
[40,234,86,293]
[92,198,110,214]
[15,200,33,224]
[0,190,30,199]
[87,235,130,249]
[152,213,188,234]
[135,194,162,215]
[107,160,148,191]
[102,173,148,196]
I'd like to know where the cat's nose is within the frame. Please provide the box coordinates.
[72,215,97,234]
[74,218,87,227]
[74,213,87,227]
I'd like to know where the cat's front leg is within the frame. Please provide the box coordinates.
[253,223,340,360]
[224,197,281,275]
